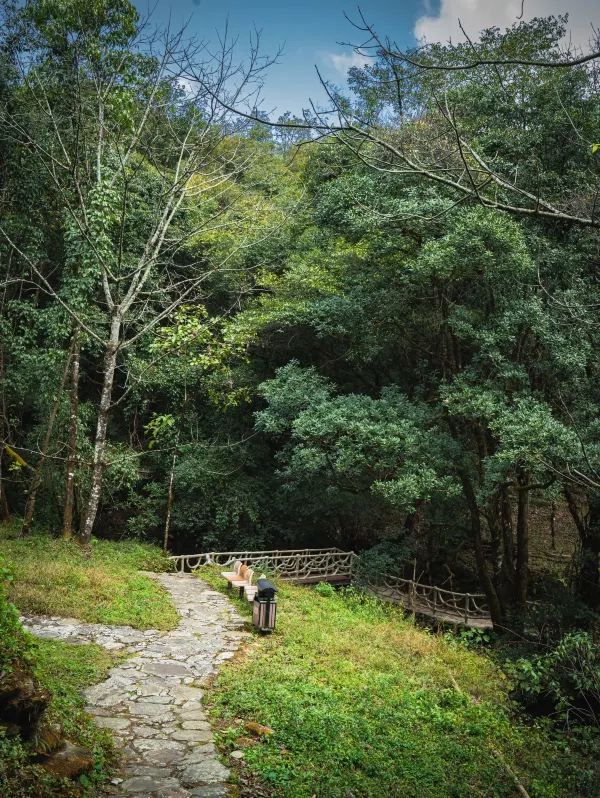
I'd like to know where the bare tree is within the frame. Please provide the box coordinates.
[0,7,277,544]
[62,324,80,540]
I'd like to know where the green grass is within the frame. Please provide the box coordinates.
[200,569,591,798]
[1,636,122,798]
[0,522,178,630]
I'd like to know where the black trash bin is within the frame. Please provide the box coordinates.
[252,577,277,633]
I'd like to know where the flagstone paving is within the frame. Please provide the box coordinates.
[22,573,247,798]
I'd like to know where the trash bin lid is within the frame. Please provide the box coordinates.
[256,577,276,598]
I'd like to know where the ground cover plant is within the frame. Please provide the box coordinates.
[0,522,177,630]
[0,555,122,797]
[201,569,595,798]
[0,640,121,798]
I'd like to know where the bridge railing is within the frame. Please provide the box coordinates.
[358,571,489,622]
[172,547,490,624]
[169,547,346,574]
[242,550,359,582]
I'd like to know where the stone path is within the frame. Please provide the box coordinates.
[22,573,247,798]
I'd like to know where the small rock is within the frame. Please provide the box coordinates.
[181,720,211,730]
[36,721,63,753]
[179,744,217,765]
[230,750,244,760]
[189,787,229,798]
[129,702,170,717]
[143,662,193,678]
[121,775,179,793]
[182,710,208,721]
[171,728,212,742]
[40,741,94,778]
[95,716,130,730]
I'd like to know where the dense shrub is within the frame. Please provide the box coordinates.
[508,632,600,725]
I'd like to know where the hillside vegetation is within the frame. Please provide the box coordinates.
[1,1,600,796]
[0,524,177,630]
[0,556,121,797]
[202,571,595,798]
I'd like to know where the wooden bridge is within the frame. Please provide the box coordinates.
[169,548,492,628]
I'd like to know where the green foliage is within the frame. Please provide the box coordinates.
[451,627,495,649]
[0,637,120,798]
[0,562,30,674]
[257,365,459,536]
[0,526,177,629]
[313,581,334,597]
[355,540,416,579]
[508,632,600,725]
[202,569,586,797]
[33,638,119,771]
[0,550,118,797]
[0,735,79,798]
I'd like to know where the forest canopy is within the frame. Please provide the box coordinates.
[1,0,600,634]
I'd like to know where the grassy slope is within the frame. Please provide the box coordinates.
[0,524,177,795]
[201,569,585,798]
[0,522,178,630]
[1,630,122,798]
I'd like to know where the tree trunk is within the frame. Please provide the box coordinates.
[163,447,177,553]
[21,340,74,537]
[549,501,556,550]
[459,472,504,628]
[500,487,515,581]
[62,326,81,540]
[565,487,600,610]
[80,315,121,546]
[579,495,600,610]
[514,468,530,617]
[0,279,10,521]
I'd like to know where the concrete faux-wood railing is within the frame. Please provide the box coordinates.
[359,572,490,628]
[170,548,356,584]
[171,548,492,628]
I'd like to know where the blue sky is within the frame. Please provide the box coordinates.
[134,0,599,116]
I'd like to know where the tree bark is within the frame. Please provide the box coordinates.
[163,447,177,553]
[21,339,74,537]
[80,315,121,546]
[549,501,556,550]
[459,472,504,628]
[62,325,81,540]
[565,487,600,610]
[514,468,530,619]
[579,495,600,610]
[0,276,10,521]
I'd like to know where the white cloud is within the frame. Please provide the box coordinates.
[327,50,371,76]
[176,76,197,96]
[414,0,599,50]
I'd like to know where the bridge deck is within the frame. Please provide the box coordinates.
[366,587,493,629]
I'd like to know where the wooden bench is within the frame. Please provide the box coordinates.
[221,563,268,602]
[221,560,243,585]
[242,573,268,603]
[229,566,254,598]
